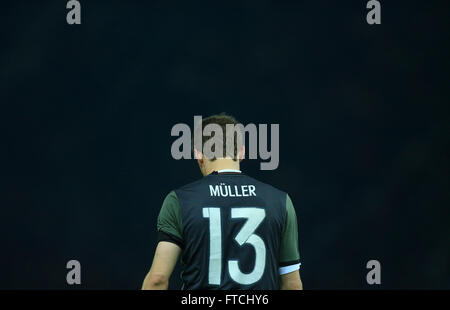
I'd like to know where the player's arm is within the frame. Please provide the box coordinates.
[142,241,181,290]
[279,194,303,290]
[142,191,183,290]
[280,270,303,290]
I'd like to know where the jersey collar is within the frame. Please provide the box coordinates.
[217,169,241,174]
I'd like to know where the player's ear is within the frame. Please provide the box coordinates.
[194,148,204,164]
[238,145,245,163]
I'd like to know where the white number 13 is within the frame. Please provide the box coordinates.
[202,207,266,286]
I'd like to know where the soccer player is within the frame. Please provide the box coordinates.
[142,114,302,290]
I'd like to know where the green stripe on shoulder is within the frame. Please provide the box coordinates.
[279,194,300,264]
[157,190,183,241]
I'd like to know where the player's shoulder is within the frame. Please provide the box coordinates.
[246,175,287,196]
[169,176,211,202]
[242,175,293,218]
[174,176,208,192]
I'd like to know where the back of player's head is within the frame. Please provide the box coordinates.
[192,113,243,161]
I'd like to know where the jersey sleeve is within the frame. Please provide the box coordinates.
[279,194,301,275]
[156,191,183,248]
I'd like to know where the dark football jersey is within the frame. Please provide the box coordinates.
[156,171,300,290]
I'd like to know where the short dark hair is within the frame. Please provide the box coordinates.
[192,113,241,161]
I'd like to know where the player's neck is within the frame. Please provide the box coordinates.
[204,158,240,176]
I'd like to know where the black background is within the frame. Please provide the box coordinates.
[1,0,449,289]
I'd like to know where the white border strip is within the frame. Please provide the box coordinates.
[217,169,242,173]
[279,263,301,275]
